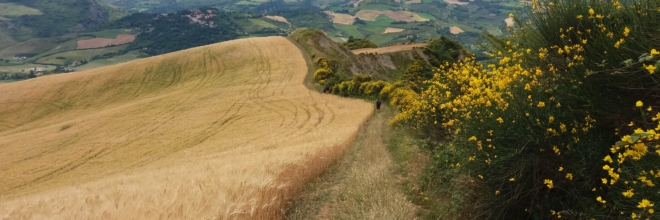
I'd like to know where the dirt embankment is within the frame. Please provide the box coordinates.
[289,29,428,80]
[352,43,427,55]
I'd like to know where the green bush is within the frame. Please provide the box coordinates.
[391,0,660,219]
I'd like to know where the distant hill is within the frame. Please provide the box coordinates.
[0,0,114,39]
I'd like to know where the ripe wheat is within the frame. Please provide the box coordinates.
[0,36,372,219]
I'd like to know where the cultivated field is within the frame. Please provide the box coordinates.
[383,27,405,33]
[324,11,355,25]
[264,15,290,24]
[450,26,465,34]
[355,10,429,22]
[77,35,136,49]
[351,43,427,54]
[0,3,42,16]
[0,36,372,219]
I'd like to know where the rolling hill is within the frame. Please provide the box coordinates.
[0,36,372,219]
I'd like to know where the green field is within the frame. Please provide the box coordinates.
[0,38,56,58]
[82,29,137,39]
[334,24,364,38]
[0,3,42,17]
[73,50,141,70]
[358,4,397,10]
[0,64,56,73]
[237,19,278,33]
[36,45,129,65]
[234,1,260,5]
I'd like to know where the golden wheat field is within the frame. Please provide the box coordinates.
[0,36,372,219]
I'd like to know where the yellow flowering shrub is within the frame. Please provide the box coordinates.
[406,0,660,218]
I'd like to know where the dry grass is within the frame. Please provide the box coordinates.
[443,0,469,5]
[0,36,372,219]
[265,16,290,24]
[450,26,465,34]
[504,17,514,27]
[324,11,355,25]
[383,27,405,34]
[319,107,418,220]
[354,10,429,22]
[77,35,136,49]
[351,43,427,55]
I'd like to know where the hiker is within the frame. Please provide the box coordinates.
[376,98,382,110]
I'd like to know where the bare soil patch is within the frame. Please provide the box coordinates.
[324,11,355,25]
[77,35,135,49]
[504,17,514,27]
[404,0,422,4]
[383,27,405,33]
[265,15,290,24]
[353,0,364,8]
[443,0,469,5]
[355,10,429,22]
[352,43,427,55]
[450,26,465,34]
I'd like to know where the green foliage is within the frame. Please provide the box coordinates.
[423,36,470,66]
[9,0,109,38]
[122,9,241,56]
[342,36,377,50]
[279,9,333,31]
[390,0,660,219]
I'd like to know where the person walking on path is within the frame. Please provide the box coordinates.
[376,98,382,110]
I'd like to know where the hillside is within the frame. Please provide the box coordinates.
[0,36,372,219]
[290,29,427,80]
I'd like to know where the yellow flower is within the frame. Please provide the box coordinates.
[650,209,655,214]
[603,164,611,171]
[509,178,515,182]
[651,49,660,57]
[589,8,595,15]
[582,39,587,44]
[566,173,573,180]
[548,116,555,123]
[468,136,477,141]
[637,100,644,108]
[637,199,654,209]
[495,190,500,195]
[644,64,656,74]
[537,101,546,108]
[577,15,583,19]
[597,196,606,204]
[559,166,564,171]
[603,155,613,163]
[497,117,504,123]
[544,179,554,189]
[624,27,630,37]
[602,178,608,184]
[623,189,634,198]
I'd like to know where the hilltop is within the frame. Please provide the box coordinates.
[0,36,373,219]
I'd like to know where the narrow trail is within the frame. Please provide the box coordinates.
[286,105,418,220]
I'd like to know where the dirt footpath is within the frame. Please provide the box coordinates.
[285,105,419,220]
